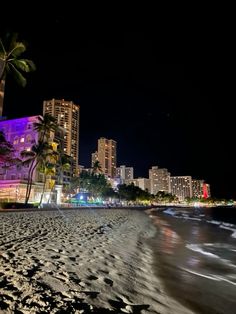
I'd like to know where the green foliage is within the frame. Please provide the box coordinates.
[0,33,36,116]
[0,33,36,83]
[118,183,152,202]
[92,160,102,174]
[0,130,14,163]
[154,191,178,203]
[70,171,114,198]
[20,114,59,204]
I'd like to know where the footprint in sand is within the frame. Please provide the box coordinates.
[104,278,113,286]
[87,275,98,281]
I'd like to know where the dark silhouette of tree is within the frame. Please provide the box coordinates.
[0,33,36,116]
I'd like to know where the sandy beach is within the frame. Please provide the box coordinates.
[0,208,193,313]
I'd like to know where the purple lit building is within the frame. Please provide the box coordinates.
[0,116,62,203]
[0,116,39,181]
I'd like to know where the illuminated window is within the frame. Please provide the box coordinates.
[13,137,19,145]
[26,135,31,143]
[20,137,25,143]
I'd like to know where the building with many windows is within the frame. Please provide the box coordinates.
[192,179,204,198]
[91,151,98,168]
[170,176,192,201]
[0,116,62,203]
[116,165,134,183]
[43,99,80,174]
[149,166,170,195]
[96,137,117,178]
[124,178,151,193]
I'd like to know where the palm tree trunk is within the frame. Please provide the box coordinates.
[25,160,35,204]
[25,160,39,204]
[39,176,47,207]
[0,79,5,117]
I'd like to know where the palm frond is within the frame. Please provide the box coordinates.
[6,63,27,87]
[0,38,6,55]
[9,42,26,58]
[11,59,36,73]
[21,150,35,159]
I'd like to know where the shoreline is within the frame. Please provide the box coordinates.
[0,205,154,213]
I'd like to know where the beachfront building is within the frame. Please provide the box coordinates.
[192,179,204,198]
[43,99,80,175]
[116,165,134,183]
[91,151,98,167]
[97,137,117,178]
[192,179,211,199]
[149,166,170,195]
[125,178,151,193]
[0,116,62,203]
[203,183,211,199]
[136,178,151,193]
[170,176,192,201]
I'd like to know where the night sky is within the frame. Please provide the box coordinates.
[0,11,234,198]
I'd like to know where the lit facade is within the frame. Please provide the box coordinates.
[91,151,98,167]
[149,166,170,195]
[0,116,40,181]
[192,179,211,199]
[116,165,134,183]
[203,183,211,198]
[97,137,117,178]
[0,116,62,204]
[43,99,80,174]
[170,176,192,201]
[125,178,151,193]
[192,179,204,198]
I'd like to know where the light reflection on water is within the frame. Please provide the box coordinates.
[150,213,236,314]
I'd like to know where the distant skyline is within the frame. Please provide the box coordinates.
[0,12,234,198]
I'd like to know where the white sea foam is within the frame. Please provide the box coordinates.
[182,268,236,286]
[206,220,221,225]
[163,208,176,216]
[183,217,202,221]
[186,244,220,258]
[232,231,236,238]
[181,267,220,281]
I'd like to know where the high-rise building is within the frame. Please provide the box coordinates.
[192,179,204,198]
[124,178,151,193]
[97,137,116,178]
[43,99,80,174]
[91,151,98,167]
[116,165,134,183]
[170,176,192,201]
[149,166,170,195]
[203,183,211,199]
[192,179,211,199]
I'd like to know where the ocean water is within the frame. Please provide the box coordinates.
[149,210,236,314]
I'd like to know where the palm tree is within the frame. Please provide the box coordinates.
[0,33,36,116]
[21,141,52,204]
[0,130,14,163]
[92,160,102,175]
[38,159,57,207]
[20,114,59,204]
[33,113,58,141]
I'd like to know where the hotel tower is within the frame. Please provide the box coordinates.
[43,99,80,174]
[96,137,117,178]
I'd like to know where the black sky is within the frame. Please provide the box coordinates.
[0,10,235,198]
